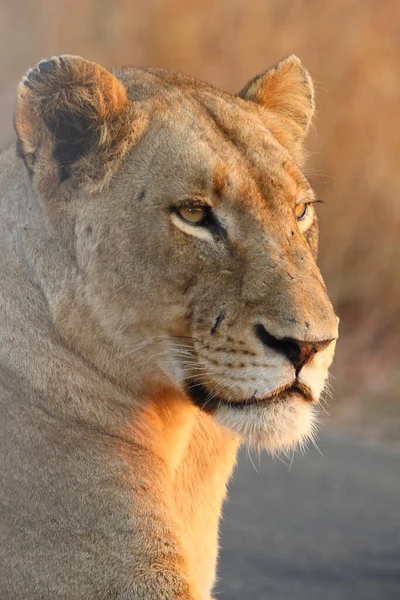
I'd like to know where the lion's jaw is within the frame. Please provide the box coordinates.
[155,324,336,453]
[195,351,335,453]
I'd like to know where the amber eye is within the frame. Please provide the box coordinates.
[176,206,208,225]
[295,203,308,220]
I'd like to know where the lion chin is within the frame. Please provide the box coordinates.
[213,395,316,453]
[185,379,317,453]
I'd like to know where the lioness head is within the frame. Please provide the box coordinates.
[15,55,338,452]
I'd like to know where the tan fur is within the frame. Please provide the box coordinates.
[0,55,338,599]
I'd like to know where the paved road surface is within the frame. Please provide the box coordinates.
[217,433,400,600]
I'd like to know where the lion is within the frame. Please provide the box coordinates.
[0,54,338,599]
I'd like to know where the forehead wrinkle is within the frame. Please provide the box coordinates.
[212,162,229,198]
[179,99,258,205]
[194,98,271,209]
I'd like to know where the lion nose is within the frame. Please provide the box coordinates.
[254,324,333,373]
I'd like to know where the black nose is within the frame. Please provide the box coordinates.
[254,324,333,372]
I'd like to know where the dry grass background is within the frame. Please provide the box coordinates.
[1,0,399,440]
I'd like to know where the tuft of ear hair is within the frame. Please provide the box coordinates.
[15,55,143,194]
[239,55,315,164]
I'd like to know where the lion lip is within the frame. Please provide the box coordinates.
[223,381,314,410]
[185,378,314,414]
[262,381,313,404]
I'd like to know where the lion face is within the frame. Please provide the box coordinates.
[15,55,338,452]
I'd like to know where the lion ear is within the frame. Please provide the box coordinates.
[15,55,140,194]
[238,55,315,162]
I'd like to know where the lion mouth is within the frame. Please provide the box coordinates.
[185,378,313,414]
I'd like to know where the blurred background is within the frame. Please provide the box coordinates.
[1,2,399,598]
[2,1,399,443]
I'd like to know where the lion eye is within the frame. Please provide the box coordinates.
[295,203,308,221]
[176,206,208,225]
